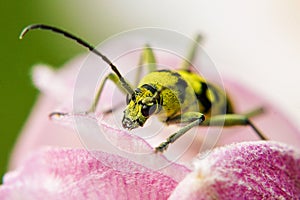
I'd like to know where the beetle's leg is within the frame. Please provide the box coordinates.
[155,112,205,153]
[242,107,264,118]
[134,45,157,86]
[49,73,128,118]
[88,73,130,113]
[103,45,157,113]
[201,113,268,140]
[180,34,203,71]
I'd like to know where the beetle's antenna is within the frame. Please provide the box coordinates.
[20,24,134,95]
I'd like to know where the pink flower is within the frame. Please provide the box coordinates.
[1,50,300,199]
[1,142,299,199]
[170,141,300,199]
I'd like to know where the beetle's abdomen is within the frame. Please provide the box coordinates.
[177,70,233,116]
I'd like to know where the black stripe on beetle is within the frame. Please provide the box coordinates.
[195,82,212,113]
[174,78,188,103]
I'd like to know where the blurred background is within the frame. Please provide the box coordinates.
[1,0,300,181]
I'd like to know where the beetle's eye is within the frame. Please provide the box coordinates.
[141,104,156,117]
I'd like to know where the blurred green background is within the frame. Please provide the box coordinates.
[0,1,71,181]
[0,1,119,181]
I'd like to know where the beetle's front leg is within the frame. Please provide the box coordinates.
[155,112,205,153]
[49,73,127,118]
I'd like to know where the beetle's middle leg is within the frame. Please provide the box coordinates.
[134,44,157,86]
[180,34,203,71]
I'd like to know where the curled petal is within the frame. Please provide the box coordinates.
[169,141,300,199]
[48,112,191,181]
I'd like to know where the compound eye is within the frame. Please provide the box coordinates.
[141,104,156,117]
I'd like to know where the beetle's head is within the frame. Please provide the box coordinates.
[122,84,162,130]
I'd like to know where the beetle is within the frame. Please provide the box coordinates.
[20,24,268,153]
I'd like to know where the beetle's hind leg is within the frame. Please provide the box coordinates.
[202,108,268,140]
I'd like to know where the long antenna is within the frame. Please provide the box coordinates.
[20,24,134,95]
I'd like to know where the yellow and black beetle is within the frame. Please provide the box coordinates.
[20,24,268,153]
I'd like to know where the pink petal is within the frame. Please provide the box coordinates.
[169,141,300,199]
[48,112,190,181]
[9,95,83,170]
[1,148,181,200]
